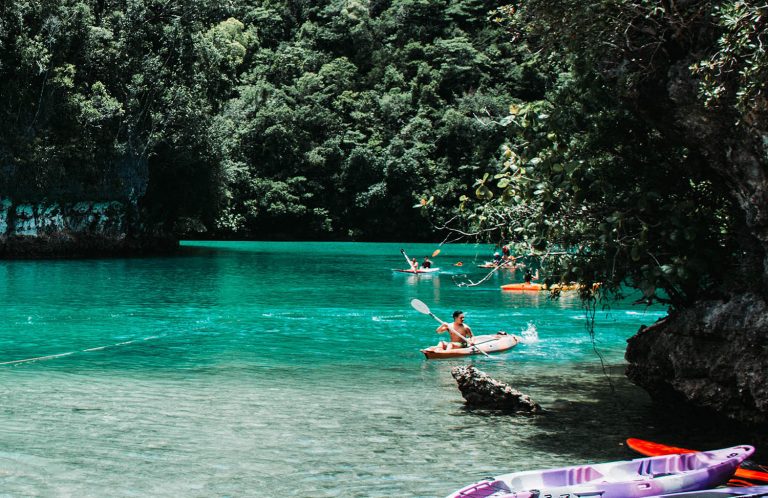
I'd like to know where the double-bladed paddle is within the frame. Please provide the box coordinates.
[410,298,490,357]
[400,248,418,271]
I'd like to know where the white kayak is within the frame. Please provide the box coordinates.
[392,267,440,274]
[421,333,520,359]
[448,445,754,498]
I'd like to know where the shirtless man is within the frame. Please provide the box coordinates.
[435,310,474,350]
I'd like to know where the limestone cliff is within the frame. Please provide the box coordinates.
[622,3,768,426]
[626,295,768,426]
[0,197,177,257]
[0,145,177,257]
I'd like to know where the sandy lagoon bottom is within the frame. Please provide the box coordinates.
[0,241,740,496]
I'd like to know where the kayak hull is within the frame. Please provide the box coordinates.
[448,445,754,498]
[500,282,582,291]
[649,486,768,497]
[421,333,519,359]
[500,283,542,291]
[393,268,440,274]
[627,438,768,484]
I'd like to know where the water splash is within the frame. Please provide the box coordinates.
[518,322,539,344]
[372,315,404,322]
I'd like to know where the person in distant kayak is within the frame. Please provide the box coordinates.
[411,257,419,271]
[524,269,534,283]
[436,310,474,350]
[502,245,511,259]
[524,269,539,284]
[493,252,502,265]
[422,256,432,269]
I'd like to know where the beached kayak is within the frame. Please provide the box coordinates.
[392,267,440,274]
[421,333,519,359]
[447,445,754,498]
[627,438,768,484]
[649,486,768,497]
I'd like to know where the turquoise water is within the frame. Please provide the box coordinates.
[0,241,691,496]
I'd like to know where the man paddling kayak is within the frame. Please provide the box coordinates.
[436,310,474,350]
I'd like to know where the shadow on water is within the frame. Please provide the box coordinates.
[456,362,768,465]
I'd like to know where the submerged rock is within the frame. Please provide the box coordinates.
[451,365,542,413]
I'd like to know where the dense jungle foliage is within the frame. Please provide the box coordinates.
[2,0,765,308]
[0,0,545,240]
[448,0,768,309]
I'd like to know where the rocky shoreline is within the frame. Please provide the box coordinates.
[626,295,768,427]
[0,233,178,258]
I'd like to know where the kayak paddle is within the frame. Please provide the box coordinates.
[410,299,490,357]
[400,248,418,271]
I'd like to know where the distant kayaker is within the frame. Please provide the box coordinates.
[524,269,539,284]
[411,257,419,271]
[493,252,502,265]
[502,245,511,259]
[436,310,474,350]
[422,256,432,269]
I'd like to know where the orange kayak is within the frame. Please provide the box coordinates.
[501,283,542,291]
[421,333,520,359]
[500,282,583,291]
[626,438,768,484]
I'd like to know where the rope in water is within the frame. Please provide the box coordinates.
[0,336,159,366]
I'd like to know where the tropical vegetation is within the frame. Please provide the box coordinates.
[0,0,543,240]
[450,1,768,309]
[2,0,766,311]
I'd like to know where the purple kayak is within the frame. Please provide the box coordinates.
[448,445,754,498]
[651,487,768,497]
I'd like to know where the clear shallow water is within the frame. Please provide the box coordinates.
[0,241,729,497]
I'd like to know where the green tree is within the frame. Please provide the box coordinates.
[453,0,767,309]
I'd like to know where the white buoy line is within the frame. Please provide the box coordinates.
[0,335,160,366]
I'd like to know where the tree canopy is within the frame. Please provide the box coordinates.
[449,1,768,309]
[3,1,766,309]
[0,0,543,240]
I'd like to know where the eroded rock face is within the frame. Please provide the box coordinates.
[0,197,177,257]
[451,365,542,413]
[626,294,768,425]
[622,10,768,428]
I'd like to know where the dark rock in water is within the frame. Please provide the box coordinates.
[451,365,542,413]
[626,294,768,426]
